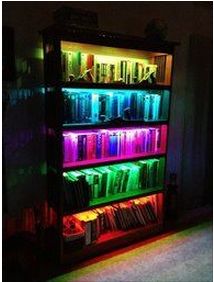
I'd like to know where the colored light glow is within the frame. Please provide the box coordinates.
[33,47,44,60]
[63,125,167,167]
[63,158,165,208]
[63,88,170,125]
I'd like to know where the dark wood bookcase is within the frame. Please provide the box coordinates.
[41,24,177,264]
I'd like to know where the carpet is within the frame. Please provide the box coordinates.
[48,221,213,282]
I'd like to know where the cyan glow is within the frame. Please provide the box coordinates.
[63,88,170,125]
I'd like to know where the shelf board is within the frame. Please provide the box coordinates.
[63,153,166,171]
[57,82,172,91]
[64,188,164,215]
[62,221,163,264]
[63,120,169,130]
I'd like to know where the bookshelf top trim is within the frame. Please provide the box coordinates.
[41,24,179,54]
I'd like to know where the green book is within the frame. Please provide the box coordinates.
[94,167,107,198]
[123,163,140,191]
[137,160,149,190]
[147,159,159,188]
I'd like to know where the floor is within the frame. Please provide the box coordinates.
[48,221,213,282]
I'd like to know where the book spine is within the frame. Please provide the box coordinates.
[91,93,99,123]
[96,132,102,159]
[101,63,108,83]
[67,51,73,79]
[109,133,118,156]
[77,135,83,161]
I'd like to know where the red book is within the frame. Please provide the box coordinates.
[86,134,96,160]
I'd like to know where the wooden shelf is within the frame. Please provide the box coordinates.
[63,153,166,171]
[64,188,165,215]
[63,120,169,130]
[47,81,172,90]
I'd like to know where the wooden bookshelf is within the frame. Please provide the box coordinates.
[42,24,176,264]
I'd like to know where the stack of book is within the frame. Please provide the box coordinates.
[63,195,159,245]
[63,158,164,211]
[63,89,169,125]
[63,126,167,164]
[61,50,160,84]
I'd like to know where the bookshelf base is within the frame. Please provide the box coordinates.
[62,221,163,265]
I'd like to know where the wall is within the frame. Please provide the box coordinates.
[2,2,212,214]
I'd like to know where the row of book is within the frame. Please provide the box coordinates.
[63,126,167,163]
[63,158,165,211]
[63,89,170,124]
[61,51,161,84]
[63,195,159,245]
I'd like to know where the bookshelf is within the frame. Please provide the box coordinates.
[42,24,177,264]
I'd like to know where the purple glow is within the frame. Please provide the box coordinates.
[63,125,167,167]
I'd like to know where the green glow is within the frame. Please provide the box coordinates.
[90,187,163,207]
[33,48,44,60]
[64,158,165,207]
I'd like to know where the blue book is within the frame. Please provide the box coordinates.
[106,93,113,120]
[152,94,161,120]
[109,133,118,156]
[96,133,102,159]
[123,91,131,109]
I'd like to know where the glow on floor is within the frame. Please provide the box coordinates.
[48,221,212,282]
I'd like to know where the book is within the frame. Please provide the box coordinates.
[96,132,102,159]
[138,160,148,189]
[72,51,81,77]
[108,64,115,83]
[124,163,139,191]
[77,135,85,161]
[95,63,101,83]
[101,63,108,83]
[91,93,99,123]
[147,159,159,188]
[63,134,72,163]
[143,94,150,121]
[109,165,123,194]
[86,134,96,160]
[151,94,161,120]
[94,167,108,197]
[154,55,166,83]
[109,132,118,156]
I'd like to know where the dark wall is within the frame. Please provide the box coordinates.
[2,2,213,213]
